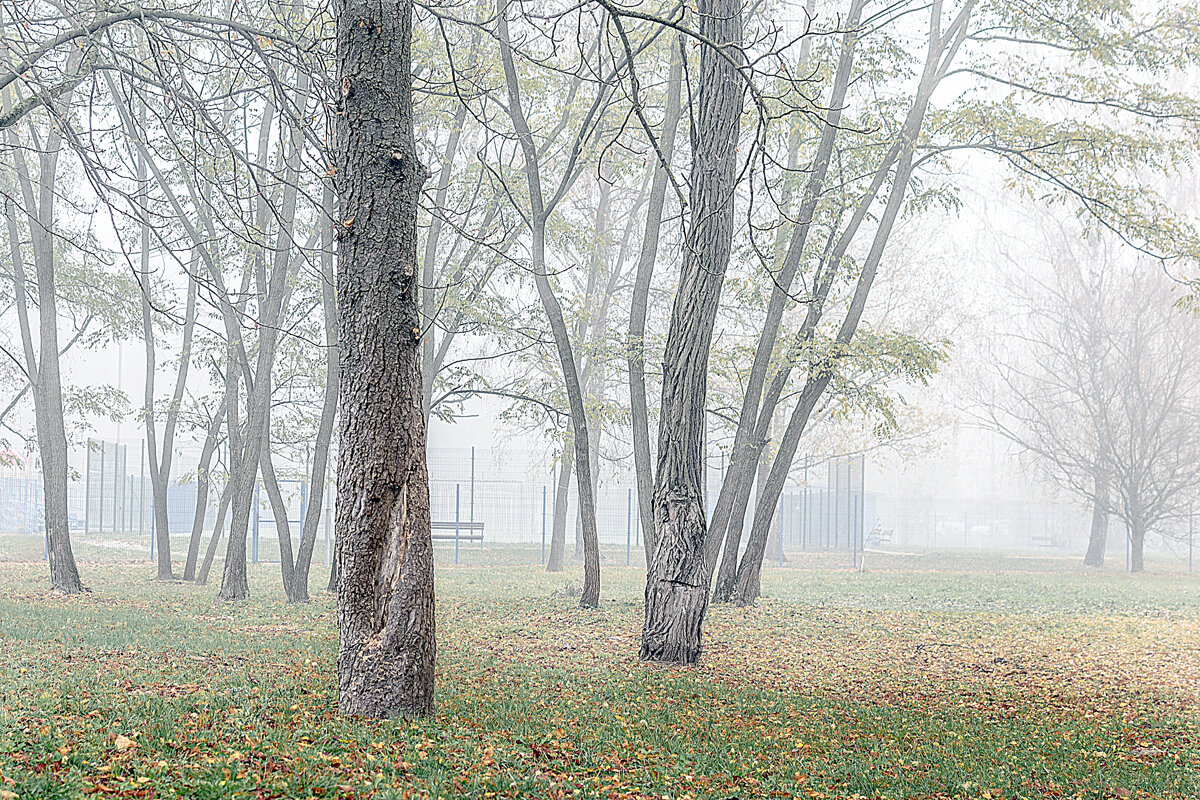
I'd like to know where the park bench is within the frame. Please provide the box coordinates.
[866,527,894,547]
[430,520,485,542]
[1030,534,1055,548]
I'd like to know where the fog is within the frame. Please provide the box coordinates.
[1,0,1198,795]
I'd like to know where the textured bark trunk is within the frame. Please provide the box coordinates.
[182,402,226,581]
[547,442,572,573]
[640,0,743,665]
[628,45,682,569]
[334,0,435,719]
[1083,471,1108,568]
[291,187,340,602]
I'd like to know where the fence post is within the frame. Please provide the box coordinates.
[454,483,461,566]
[541,485,547,565]
[1189,502,1193,575]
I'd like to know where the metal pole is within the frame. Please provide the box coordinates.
[454,483,461,566]
[252,485,260,563]
[541,485,547,565]
[98,443,105,535]
[469,447,475,523]
[626,488,632,567]
[779,490,785,567]
[85,439,93,536]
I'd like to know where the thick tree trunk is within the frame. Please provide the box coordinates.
[182,403,226,580]
[1083,471,1108,568]
[629,40,683,570]
[640,0,743,665]
[547,442,572,573]
[334,0,435,719]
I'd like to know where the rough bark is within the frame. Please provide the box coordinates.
[1083,470,1108,568]
[1129,519,1146,573]
[628,45,683,568]
[334,0,435,719]
[640,0,744,665]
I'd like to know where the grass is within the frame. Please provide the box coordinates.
[0,556,1197,799]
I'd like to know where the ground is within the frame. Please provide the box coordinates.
[0,551,1196,799]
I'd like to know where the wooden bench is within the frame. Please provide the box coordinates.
[431,520,484,542]
[1030,534,1055,548]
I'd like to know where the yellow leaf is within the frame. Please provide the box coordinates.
[114,735,136,751]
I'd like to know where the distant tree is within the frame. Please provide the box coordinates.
[990,243,1200,572]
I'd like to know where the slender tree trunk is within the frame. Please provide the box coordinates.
[196,481,233,586]
[334,0,435,719]
[640,0,744,665]
[183,403,226,580]
[705,2,862,580]
[260,437,298,599]
[729,3,973,606]
[547,436,573,573]
[629,42,683,569]
[5,107,83,594]
[1083,470,1108,568]
[497,2,600,607]
[291,186,340,602]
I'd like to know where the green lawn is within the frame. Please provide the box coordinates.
[0,558,1196,799]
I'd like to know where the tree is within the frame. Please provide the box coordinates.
[989,238,1200,572]
[640,0,744,665]
[333,0,436,717]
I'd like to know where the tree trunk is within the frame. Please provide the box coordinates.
[195,481,233,586]
[291,186,340,602]
[4,106,83,594]
[183,402,226,580]
[728,4,972,606]
[260,437,298,600]
[1129,520,1145,573]
[629,39,683,571]
[640,0,744,665]
[547,442,572,573]
[334,0,435,719]
[1083,471,1108,568]
[704,2,862,578]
